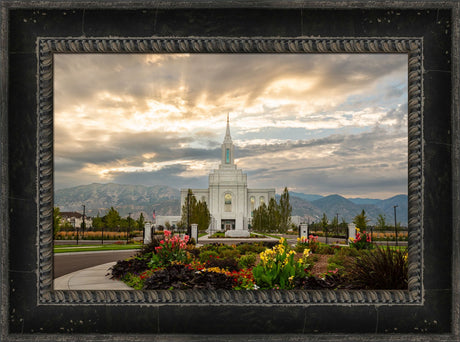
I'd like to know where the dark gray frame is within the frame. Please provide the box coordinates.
[1,1,459,341]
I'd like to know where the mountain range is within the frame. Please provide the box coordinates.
[55,183,408,226]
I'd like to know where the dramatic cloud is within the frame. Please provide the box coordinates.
[54,53,408,198]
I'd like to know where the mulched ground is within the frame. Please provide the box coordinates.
[310,254,330,275]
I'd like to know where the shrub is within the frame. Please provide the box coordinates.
[143,264,234,290]
[335,246,361,258]
[236,242,266,255]
[199,250,220,263]
[316,244,336,255]
[205,256,239,272]
[348,247,408,289]
[237,253,257,269]
[110,258,149,279]
[220,249,241,260]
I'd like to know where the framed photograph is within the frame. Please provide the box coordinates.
[1,1,459,341]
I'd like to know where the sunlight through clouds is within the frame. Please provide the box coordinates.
[54,53,407,198]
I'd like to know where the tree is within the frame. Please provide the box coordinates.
[321,213,329,242]
[267,197,280,232]
[321,213,329,231]
[376,214,387,230]
[104,207,121,231]
[137,213,145,231]
[331,214,339,235]
[195,200,211,231]
[92,213,104,231]
[180,189,211,231]
[53,207,62,238]
[278,187,292,232]
[353,209,370,230]
[252,202,269,232]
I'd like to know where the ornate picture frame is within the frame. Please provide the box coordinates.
[1,1,459,340]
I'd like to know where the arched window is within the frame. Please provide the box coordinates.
[250,196,255,215]
[259,196,265,206]
[224,193,232,212]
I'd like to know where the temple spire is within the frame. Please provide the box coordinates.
[221,113,234,166]
[224,113,232,143]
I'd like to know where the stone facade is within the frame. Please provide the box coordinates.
[181,115,275,237]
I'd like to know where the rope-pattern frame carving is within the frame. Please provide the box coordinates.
[38,37,423,305]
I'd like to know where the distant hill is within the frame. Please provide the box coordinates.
[55,183,181,219]
[348,197,382,205]
[290,192,324,202]
[309,194,407,226]
[55,183,408,225]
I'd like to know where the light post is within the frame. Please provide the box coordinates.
[82,204,86,240]
[127,212,131,244]
[393,205,398,247]
[73,218,78,245]
[101,224,104,245]
[336,213,339,237]
[187,192,191,237]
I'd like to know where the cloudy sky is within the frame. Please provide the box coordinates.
[54,53,408,199]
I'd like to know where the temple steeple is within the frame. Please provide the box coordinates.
[223,113,232,144]
[221,113,235,167]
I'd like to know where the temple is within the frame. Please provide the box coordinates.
[180,114,275,237]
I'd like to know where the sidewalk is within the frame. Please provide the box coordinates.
[54,262,133,290]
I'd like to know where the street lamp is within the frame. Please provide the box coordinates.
[127,212,131,244]
[73,218,78,245]
[393,205,399,247]
[187,192,191,237]
[336,213,339,236]
[82,204,86,240]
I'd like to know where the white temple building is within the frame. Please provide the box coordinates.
[180,114,275,237]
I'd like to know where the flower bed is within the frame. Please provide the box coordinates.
[110,230,408,290]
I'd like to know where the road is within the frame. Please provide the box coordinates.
[53,250,138,278]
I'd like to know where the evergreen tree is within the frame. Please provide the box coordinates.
[180,189,211,231]
[103,206,121,231]
[331,214,339,235]
[137,213,145,231]
[267,197,280,232]
[252,202,269,232]
[278,187,292,232]
[321,213,329,236]
[180,189,198,228]
[195,201,211,231]
[353,209,370,230]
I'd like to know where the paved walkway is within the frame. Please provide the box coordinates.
[54,262,133,290]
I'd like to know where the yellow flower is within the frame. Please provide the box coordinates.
[355,228,360,232]
[303,248,311,256]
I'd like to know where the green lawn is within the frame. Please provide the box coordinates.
[54,244,142,253]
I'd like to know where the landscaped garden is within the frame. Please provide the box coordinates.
[110,229,408,290]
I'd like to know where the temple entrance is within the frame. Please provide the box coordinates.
[222,220,235,230]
